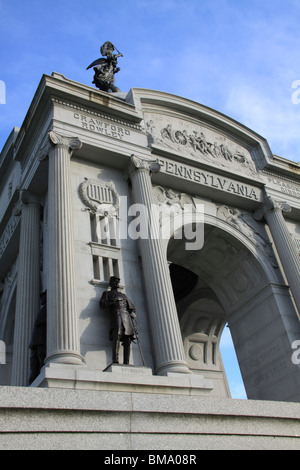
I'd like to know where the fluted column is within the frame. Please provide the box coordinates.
[45,130,83,365]
[129,155,190,375]
[11,190,40,386]
[255,196,300,313]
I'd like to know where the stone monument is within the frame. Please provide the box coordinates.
[0,56,300,448]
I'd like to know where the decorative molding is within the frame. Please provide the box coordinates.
[52,98,143,131]
[217,204,278,268]
[79,178,119,216]
[152,185,194,211]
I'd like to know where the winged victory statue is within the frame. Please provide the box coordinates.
[86,41,123,93]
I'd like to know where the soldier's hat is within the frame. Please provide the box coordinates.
[109,276,120,283]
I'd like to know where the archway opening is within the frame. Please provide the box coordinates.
[167,222,272,399]
[169,263,241,397]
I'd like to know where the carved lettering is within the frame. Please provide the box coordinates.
[157,158,260,201]
[73,112,131,140]
[252,362,288,387]
[267,176,300,199]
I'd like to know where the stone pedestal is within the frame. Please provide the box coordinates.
[1,386,300,450]
[129,155,190,376]
[11,191,41,386]
[30,362,213,395]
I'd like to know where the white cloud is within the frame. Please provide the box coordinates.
[224,80,300,160]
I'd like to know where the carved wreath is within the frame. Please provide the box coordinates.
[79,178,119,216]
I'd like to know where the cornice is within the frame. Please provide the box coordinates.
[52,98,142,131]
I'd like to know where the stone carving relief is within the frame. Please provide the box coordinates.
[79,178,119,217]
[0,215,19,259]
[152,185,194,212]
[145,115,258,178]
[0,261,18,315]
[217,205,278,268]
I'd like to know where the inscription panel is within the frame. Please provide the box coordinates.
[157,156,263,202]
[265,174,300,199]
[53,100,144,145]
[73,112,131,140]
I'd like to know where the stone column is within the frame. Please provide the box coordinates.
[11,190,41,386]
[45,130,84,365]
[129,155,190,375]
[254,196,300,314]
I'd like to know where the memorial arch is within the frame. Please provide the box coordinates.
[0,74,300,406]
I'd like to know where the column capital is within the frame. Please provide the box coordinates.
[38,131,82,161]
[48,130,82,152]
[12,189,40,216]
[254,195,292,221]
[129,154,161,177]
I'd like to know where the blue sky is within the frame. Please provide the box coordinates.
[1,0,299,399]
[1,0,300,162]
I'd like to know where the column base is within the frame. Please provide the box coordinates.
[45,351,84,366]
[155,360,192,376]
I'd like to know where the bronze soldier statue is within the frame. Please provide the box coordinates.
[100,277,136,365]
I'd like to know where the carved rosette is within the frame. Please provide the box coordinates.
[79,178,119,217]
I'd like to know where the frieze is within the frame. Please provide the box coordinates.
[145,114,258,178]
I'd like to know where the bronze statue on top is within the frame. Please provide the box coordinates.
[86,41,123,93]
